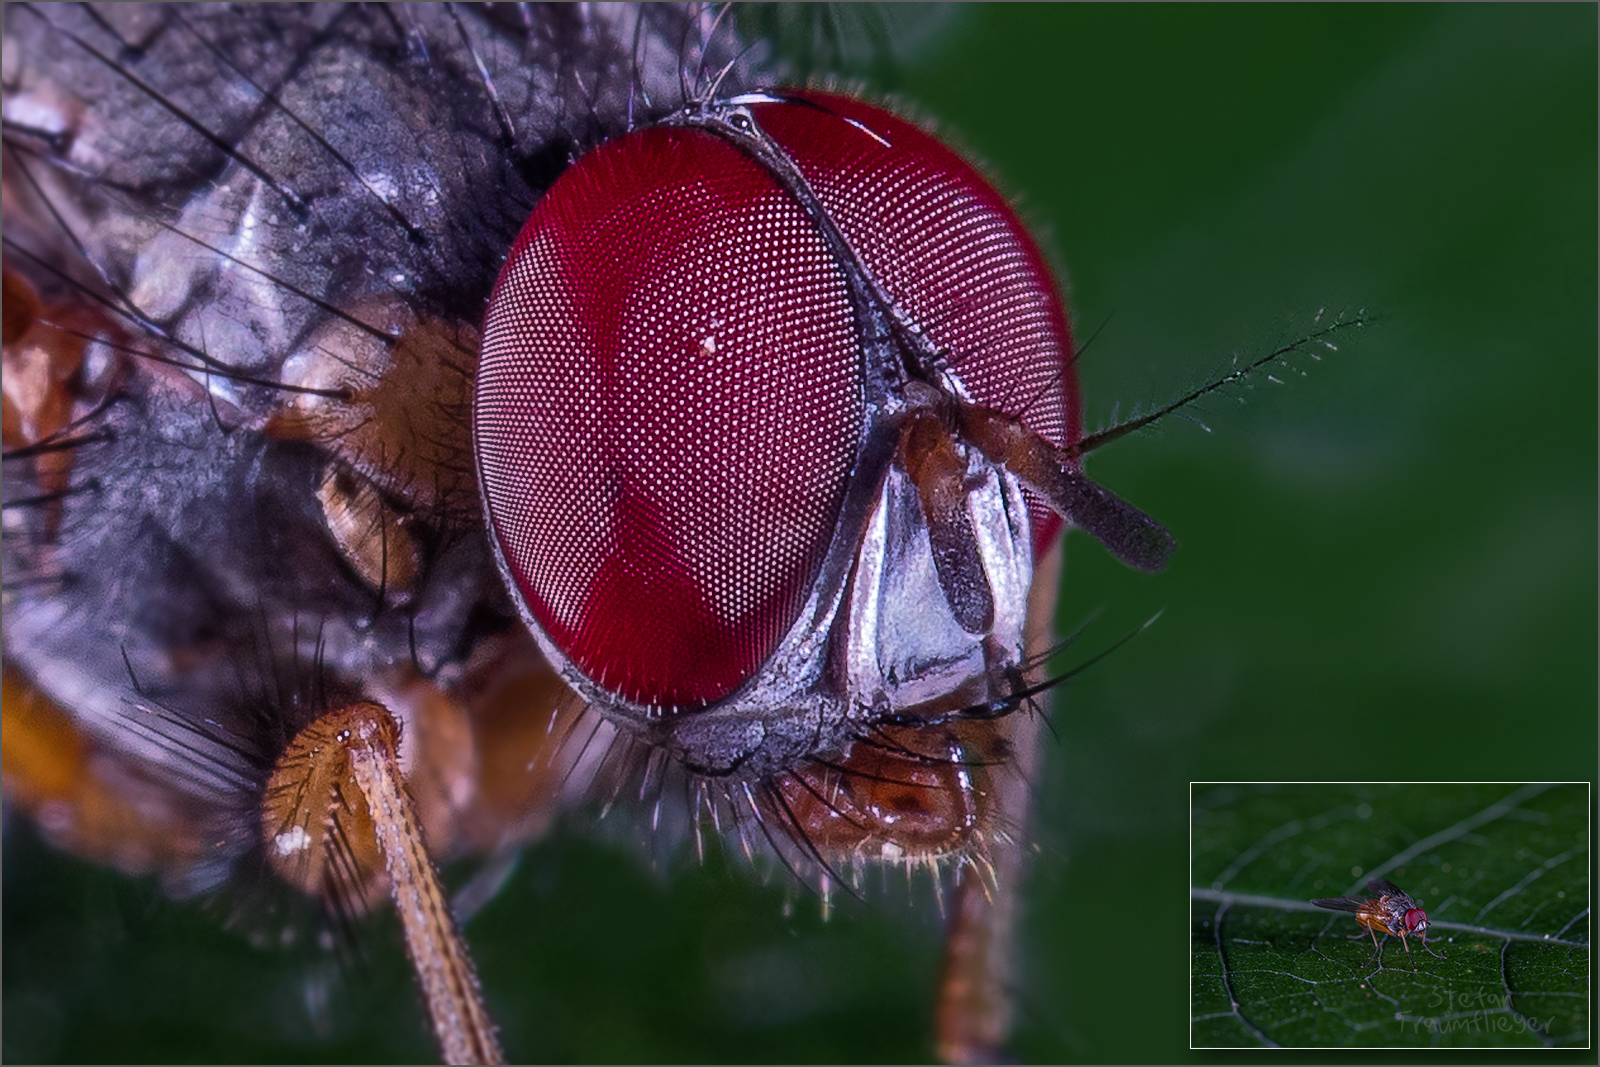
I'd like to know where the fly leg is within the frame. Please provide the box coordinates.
[932,540,1059,1062]
[1418,930,1448,962]
[1398,928,1417,970]
[1356,922,1384,971]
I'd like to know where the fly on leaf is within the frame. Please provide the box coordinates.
[1312,877,1446,970]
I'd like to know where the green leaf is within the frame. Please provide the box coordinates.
[1191,783,1589,1048]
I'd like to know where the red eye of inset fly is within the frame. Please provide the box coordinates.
[473,89,1152,731]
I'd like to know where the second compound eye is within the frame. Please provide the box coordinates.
[473,125,864,711]
[752,90,1080,551]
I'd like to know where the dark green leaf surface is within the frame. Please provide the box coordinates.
[1192,783,1589,1048]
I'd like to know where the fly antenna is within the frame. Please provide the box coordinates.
[1075,309,1370,457]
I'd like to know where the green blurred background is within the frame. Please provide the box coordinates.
[4,5,1594,1063]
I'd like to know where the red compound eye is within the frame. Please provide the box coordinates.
[474,91,1077,713]
[474,126,861,709]
[752,90,1078,549]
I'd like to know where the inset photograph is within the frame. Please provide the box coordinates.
[1191,782,1590,1049]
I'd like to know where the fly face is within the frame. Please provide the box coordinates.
[1,3,1136,1061]
[472,85,1173,858]
[3,3,1353,1061]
